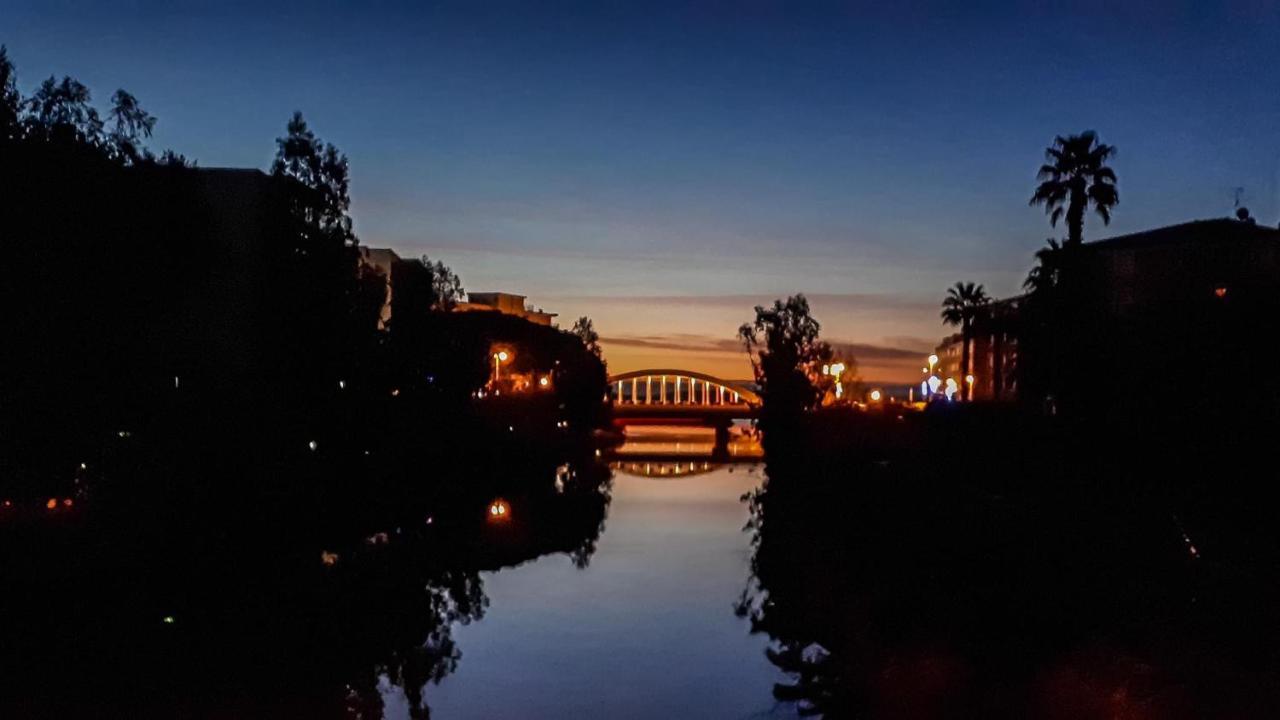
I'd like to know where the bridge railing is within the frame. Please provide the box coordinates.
[609,373,753,407]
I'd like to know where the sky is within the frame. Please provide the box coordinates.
[7,1,1280,382]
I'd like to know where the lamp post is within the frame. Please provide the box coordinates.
[493,350,509,384]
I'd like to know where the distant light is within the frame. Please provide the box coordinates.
[46,498,57,510]
[338,379,346,389]
[173,376,180,389]
[927,376,942,393]
[488,499,510,521]
[965,374,975,384]
[870,390,882,402]
[425,516,434,525]
[1214,286,1227,298]
[320,551,339,566]
[79,463,87,470]
[539,376,550,387]
[162,615,175,625]
[117,430,131,438]
[497,351,509,361]
[390,388,400,396]
[922,367,929,373]
[2,500,11,508]
[308,440,318,452]
[928,354,939,366]
[63,498,73,507]
[822,364,830,375]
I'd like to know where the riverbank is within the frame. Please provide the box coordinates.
[740,404,1280,718]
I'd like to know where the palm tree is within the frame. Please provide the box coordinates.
[1030,131,1118,247]
[1023,238,1063,294]
[941,282,990,401]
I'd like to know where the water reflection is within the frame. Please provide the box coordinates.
[612,423,763,459]
[739,419,1280,719]
[425,462,779,720]
[611,459,721,478]
[1,443,614,718]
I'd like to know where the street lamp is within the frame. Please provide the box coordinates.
[493,350,510,383]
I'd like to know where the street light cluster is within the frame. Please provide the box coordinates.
[489,348,555,395]
[821,362,847,401]
[920,352,974,403]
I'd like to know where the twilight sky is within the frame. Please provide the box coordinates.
[7,1,1280,381]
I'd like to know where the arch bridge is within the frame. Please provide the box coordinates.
[608,369,759,424]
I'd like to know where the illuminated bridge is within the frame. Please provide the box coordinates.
[608,369,760,422]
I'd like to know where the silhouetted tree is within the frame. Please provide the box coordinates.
[24,75,103,146]
[739,295,832,431]
[107,89,155,164]
[940,282,989,400]
[272,111,354,247]
[1022,238,1062,295]
[422,255,465,310]
[1030,131,1118,247]
[569,316,602,358]
[269,112,375,390]
[0,46,19,143]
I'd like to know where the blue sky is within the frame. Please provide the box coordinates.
[7,1,1280,380]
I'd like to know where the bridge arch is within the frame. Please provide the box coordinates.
[607,368,760,406]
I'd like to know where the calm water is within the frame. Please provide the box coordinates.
[412,463,786,719]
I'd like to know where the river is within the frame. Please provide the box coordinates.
[423,462,783,719]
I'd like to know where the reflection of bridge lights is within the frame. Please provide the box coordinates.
[488,499,511,521]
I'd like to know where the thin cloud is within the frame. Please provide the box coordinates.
[601,333,741,353]
[545,292,939,313]
[603,333,929,362]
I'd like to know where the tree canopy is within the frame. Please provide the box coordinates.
[1030,131,1118,246]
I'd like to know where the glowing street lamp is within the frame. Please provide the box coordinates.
[493,350,511,383]
[870,389,882,402]
[928,354,939,374]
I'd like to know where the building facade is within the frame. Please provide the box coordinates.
[455,292,557,326]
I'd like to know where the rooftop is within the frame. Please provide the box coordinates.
[1086,218,1280,252]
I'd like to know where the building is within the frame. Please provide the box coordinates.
[455,292,557,326]
[931,296,1021,401]
[937,217,1280,408]
[357,247,401,329]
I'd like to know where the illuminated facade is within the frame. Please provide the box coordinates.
[455,292,557,326]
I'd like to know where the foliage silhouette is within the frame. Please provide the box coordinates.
[739,295,833,444]
[940,281,990,401]
[1029,131,1118,247]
